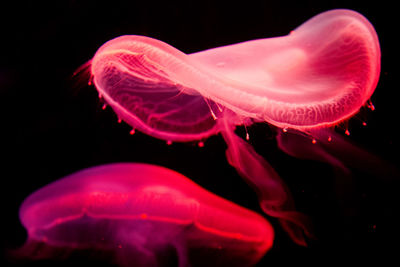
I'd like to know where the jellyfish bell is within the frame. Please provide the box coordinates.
[17,163,274,267]
[91,9,379,137]
[88,9,381,246]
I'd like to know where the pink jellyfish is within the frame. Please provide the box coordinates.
[88,9,381,245]
[17,163,273,267]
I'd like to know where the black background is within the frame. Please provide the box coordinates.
[1,0,399,266]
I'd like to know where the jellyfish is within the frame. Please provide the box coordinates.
[87,9,381,246]
[16,163,273,267]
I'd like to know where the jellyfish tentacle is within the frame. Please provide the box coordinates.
[220,116,313,246]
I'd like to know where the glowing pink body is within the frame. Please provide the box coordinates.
[91,9,380,141]
[19,163,273,266]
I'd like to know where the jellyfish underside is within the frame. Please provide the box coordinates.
[17,163,274,267]
[90,9,381,246]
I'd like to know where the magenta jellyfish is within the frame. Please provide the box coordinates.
[88,9,381,245]
[17,163,273,267]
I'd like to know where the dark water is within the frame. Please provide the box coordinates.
[1,1,398,266]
